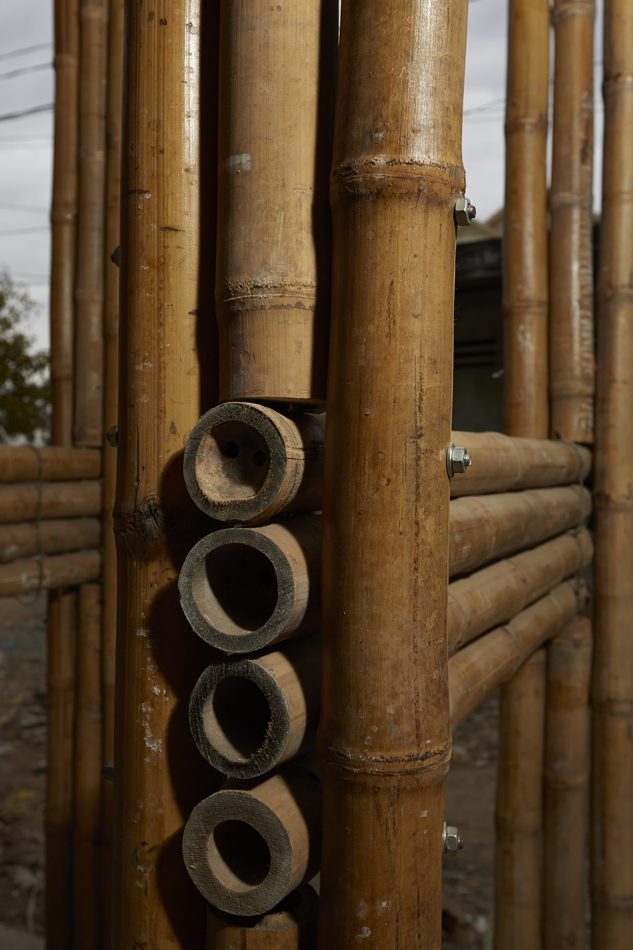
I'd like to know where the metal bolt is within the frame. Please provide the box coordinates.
[106,425,119,448]
[111,245,121,268]
[103,761,115,782]
[446,442,472,478]
[454,196,477,226]
[443,822,464,855]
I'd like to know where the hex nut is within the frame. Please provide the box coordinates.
[443,823,464,854]
[446,443,472,477]
[455,196,477,226]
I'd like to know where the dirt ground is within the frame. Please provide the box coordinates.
[0,595,497,948]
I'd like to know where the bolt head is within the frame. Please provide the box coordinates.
[455,196,477,226]
[444,825,464,854]
[447,443,472,477]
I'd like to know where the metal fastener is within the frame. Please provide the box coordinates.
[443,822,464,854]
[103,761,115,782]
[106,425,119,448]
[446,442,472,477]
[454,196,477,226]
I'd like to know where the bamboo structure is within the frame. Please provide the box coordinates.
[0,549,101,596]
[112,0,208,944]
[0,517,100,562]
[550,0,595,443]
[182,765,321,916]
[318,1,468,945]
[0,446,100,482]
[543,617,591,949]
[592,0,633,942]
[179,516,321,653]
[216,0,336,403]
[0,480,101,523]
[206,887,318,950]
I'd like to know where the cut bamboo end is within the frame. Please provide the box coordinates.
[189,638,320,779]
[0,480,101,524]
[0,549,101,597]
[206,886,319,948]
[184,403,325,524]
[0,517,101,564]
[179,517,320,653]
[0,446,101,482]
[183,767,320,916]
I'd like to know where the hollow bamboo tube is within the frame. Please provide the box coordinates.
[182,764,320,916]
[50,0,79,448]
[112,1,208,945]
[179,516,321,653]
[189,637,321,778]
[45,588,77,950]
[0,446,100,482]
[0,549,101,596]
[73,583,102,948]
[0,480,101,524]
[318,1,468,945]
[550,0,595,444]
[503,0,550,438]
[206,887,318,950]
[184,404,591,521]
[592,1,633,943]
[216,0,336,403]
[494,649,547,950]
[0,517,101,563]
[543,616,591,949]
[74,0,107,447]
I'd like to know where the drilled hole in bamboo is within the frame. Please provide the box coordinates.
[196,421,272,504]
[208,820,272,892]
[194,544,279,634]
[203,677,272,762]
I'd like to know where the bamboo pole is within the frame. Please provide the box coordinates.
[112,0,209,945]
[318,1,468,945]
[45,589,77,950]
[73,583,102,948]
[179,516,321,653]
[216,0,336,403]
[0,446,100,482]
[592,0,633,942]
[550,0,595,443]
[0,517,101,563]
[0,549,101,596]
[543,616,591,949]
[0,480,101,523]
[206,887,318,950]
[182,764,320,916]
[74,0,108,447]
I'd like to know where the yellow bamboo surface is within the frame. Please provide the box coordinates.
[0,517,100,563]
[0,446,100,482]
[0,549,101,596]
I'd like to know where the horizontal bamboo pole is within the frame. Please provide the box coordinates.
[543,616,591,950]
[179,516,321,652]
[0,549,101,596]
[206,887,319,949]
[0,517,100,563]
[0,446,101,483]
[0,480,101,524]
[183,764,320,916]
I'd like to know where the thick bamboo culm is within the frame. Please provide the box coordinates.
[50,0,79,448]
[206,887,318,950]
[182,764,321,916]
[550,0,595,444]
[0,549,101,596]
[592,0,633,943]
[0,446,100,482]
[73,0,108,447]
[0,517,100,562]
[318,1,468,945]
[112,0,207,944]
[184,402,591,522]
[216,1,336,403]
[0,480,101,524]
[543,616,591,949]
[45,589,77,950]
[72,583,102,948]
[179,516,321,653]
[503,0,550,438]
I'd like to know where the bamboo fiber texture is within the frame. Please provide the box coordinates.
[318,2,468,946]
[503,0,550,438]
[216,0,337,403]
[0,549,100,596]
[550,0,595,443]
[206,888,319,949]
[0,446,100,482]
[592,1,633,943]
[112,1,208,945]
[0,481,101,524]
[543,617,591,949]
[0,518,100,563]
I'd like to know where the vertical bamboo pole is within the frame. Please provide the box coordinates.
[318,1,468,946]
[74,0,108,447]
[549,0,595,443]
[592,0,633,942]
[543,617,591,949]
[495,649,546,949]
[497,0,550,944]
[112,1,208,946]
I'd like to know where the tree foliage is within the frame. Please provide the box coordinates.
[0,271,50,441]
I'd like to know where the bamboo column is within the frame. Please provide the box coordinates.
[112,0,208,945]
[592,0,633,942]
[318,1,468,946]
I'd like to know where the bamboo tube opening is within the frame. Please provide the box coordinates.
[196,422,271,502]
[210,820,272,891]
[203,677,272,762]
[200,543,279,633]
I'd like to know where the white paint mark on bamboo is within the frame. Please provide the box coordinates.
[225,153,252,172]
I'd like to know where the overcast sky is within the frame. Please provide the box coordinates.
[0,0,604,354]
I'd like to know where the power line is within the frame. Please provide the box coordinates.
[0,62,51,81]
[0,42,51,62]
[0,202,48,214]
[0,226,49,236]
[0,103,53,123]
